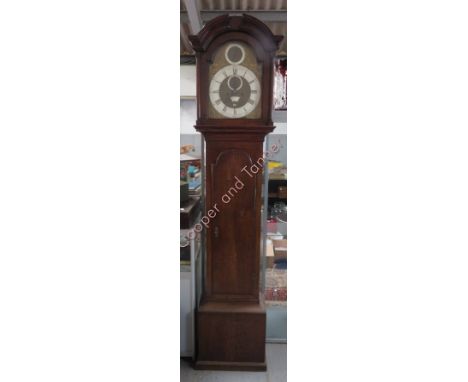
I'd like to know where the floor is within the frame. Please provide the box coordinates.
[265,306,287,341]
[180,343,287,382]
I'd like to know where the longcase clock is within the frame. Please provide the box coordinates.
[189,14,282,371]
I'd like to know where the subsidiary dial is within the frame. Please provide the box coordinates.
[209,64,261,118]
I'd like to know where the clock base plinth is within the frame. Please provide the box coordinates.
[195,298,266,371]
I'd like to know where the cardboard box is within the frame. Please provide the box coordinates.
[272,239,287,261]
[266,240,275,268]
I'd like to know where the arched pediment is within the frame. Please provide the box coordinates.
[189,14,283,54]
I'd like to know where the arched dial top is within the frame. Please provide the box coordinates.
[208,42,262,119]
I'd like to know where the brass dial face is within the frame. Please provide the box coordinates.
[209,64,261,118]
[208,42,262,119]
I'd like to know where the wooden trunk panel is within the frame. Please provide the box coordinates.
[211,149,256,297]
[205,140,264,302]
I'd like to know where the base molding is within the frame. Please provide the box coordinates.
[194,360,267,372]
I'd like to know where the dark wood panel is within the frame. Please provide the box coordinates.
[197,308,266,365]
[203,140,264,302]
[211,149,256,297]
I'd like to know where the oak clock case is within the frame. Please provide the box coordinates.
[189,14,282,372]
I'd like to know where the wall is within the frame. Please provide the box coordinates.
[180,66,196,99]
[180,99,198,134]
[180,99,202,157]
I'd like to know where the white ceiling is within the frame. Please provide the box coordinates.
[180,0,287,56]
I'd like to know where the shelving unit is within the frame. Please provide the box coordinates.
[180,220,202,358]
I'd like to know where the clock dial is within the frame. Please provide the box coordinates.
[209,65,261,118]
[208,42,262,119]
